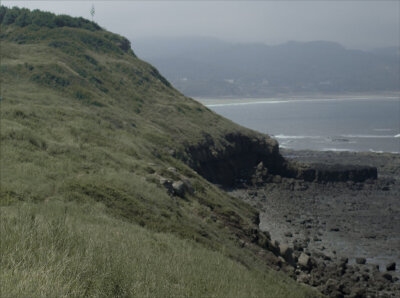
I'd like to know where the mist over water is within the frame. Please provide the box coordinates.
[203,96,400,153]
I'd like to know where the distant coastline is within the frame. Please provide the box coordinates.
[195,91,400,107]
[199,93,400,153]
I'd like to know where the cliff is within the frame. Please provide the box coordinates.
[185,132,377,186]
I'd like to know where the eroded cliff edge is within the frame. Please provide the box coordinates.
[184,132,377,186]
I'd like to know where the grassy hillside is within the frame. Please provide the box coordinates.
[0,7,319,297]
[1,201,314,298]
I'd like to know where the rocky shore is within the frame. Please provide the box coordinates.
[230,150,400,297]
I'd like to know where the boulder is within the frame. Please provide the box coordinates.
[296,272,310,284]
[284,231,293,237]
[170,179,195,197]
[298,252,312,270]
[268,239,280,254]
[386,262,396,271]
[349,287,366,298]
[382,273,392,281]
[355,257,366,265]
[172,181,185,197]
[323,278,340,295]
[159,177,173,194]
[272,175,282,183]
[279,243,294,264]
[293,239,307,251]
[181,178,194,194]
[251,162,269,186]
[167,167,177,173]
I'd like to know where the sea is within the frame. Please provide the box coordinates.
[198,95,400,153]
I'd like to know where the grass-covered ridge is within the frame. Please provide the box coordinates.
[0,6,319,296]
[1,6,102,31]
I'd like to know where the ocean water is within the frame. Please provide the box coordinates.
[203,96,400,153]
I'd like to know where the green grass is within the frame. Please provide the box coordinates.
[0,27,262,256]
[1,201,317,298]
[1,9,321,297]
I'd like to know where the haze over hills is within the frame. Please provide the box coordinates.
[133,37,400,98]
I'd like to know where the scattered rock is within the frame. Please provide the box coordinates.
[293,239,307,251]
[298,252,312,270]
[252,162,269,186]
[355,257,366,265]
[296,272,310,284]
[172,181,185,197]
[272,175,282,184]
[386,262,396,271]
[263,230,271,240]
[338,257,348,269]
[181,178,194,194]
[382,273,392,281]
[159,177,173,193]
[349,287,366,298]
[232,150,400,297]
[277,256,286,266]
[279,243,294,264]
[284,231,293,237]
[167,167,177,173]
[323,278,340,294]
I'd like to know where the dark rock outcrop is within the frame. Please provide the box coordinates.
[307,163,377,183]
[185,133,286,186]
[184,132,378,187]
[355,257,367,265]
[386,262,396,271]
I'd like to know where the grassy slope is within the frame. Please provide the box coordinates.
[1,201,310,298]
[0,12,319,297]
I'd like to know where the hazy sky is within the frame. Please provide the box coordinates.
[3,1,399,49]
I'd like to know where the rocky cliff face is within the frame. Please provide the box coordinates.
[185,133,377,186]
[297,163,378,182]
[185,133,288,186]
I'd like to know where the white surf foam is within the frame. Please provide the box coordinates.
[321,148,353,152]
[342,134,397,139]
[367,149,400,154]
[368,149,384,153]
[206,100,290,107]
[273,134,322,139]
[204,96,400,108]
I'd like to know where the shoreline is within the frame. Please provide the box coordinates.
[195,92,400,107]
[278,145,400,155]
[230,149,400,296]
[197,95,400,154]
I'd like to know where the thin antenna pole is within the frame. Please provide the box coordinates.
[90,5,95,22]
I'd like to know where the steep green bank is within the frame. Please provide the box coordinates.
[0,7,319,297]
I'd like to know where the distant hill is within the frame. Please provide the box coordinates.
[133,37,400,97]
